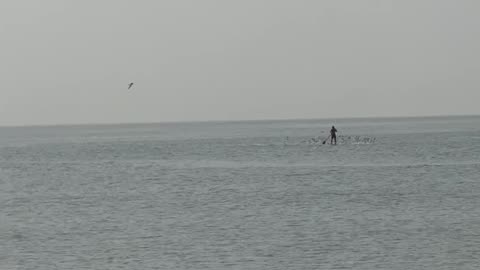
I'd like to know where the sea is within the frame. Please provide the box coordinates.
[1,116,480,270]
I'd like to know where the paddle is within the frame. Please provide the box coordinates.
[322,135,330,145]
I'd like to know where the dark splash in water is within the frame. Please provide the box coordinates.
[299,135,377,145]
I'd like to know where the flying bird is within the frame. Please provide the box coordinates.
[128,82,134,89]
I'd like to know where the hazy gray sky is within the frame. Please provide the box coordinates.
[1,0,479,125]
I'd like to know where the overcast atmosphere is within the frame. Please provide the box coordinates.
[1,0,479,126]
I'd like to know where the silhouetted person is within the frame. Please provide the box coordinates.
[330,126,338,145]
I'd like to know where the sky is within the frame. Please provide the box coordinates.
[1,0,479,126]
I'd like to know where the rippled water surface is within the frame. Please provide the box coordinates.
[1,116,480,269]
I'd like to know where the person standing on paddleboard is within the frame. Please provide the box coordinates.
[330,126,338,145]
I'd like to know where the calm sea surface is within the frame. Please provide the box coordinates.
[1,116,480,269]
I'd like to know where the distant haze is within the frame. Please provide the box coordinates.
[1,1,479,126]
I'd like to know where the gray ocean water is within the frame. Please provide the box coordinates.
[1,116,480,269]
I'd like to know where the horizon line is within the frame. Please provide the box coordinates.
[1,113,479,128]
